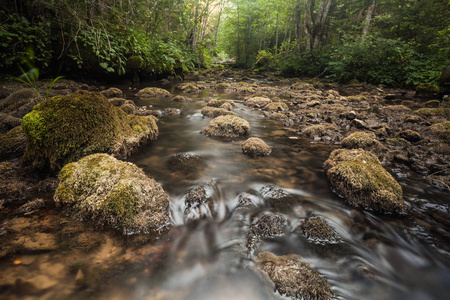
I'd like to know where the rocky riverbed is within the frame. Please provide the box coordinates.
[0,68,449,299]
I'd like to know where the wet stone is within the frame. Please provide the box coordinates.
[259,185,301,210]
[254,251,333,300]
[184,186,215,223]
[399,129,422,142]
[299,216,341,245]
[247,212,287,255]
[167,152,206,177]
[100,87,123,98]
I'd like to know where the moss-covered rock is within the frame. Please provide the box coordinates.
[242,137,271,157]
[184,186,215,223]
[424,100,440,108]
[175,83,199,93]
[291,82,315,91]
[399,129,421,142]
[263,102,289,112]
[255,252,332,300]
[244,97,272,108]
[22,90,158,170]
[108,97,127,106]
[0,112,22,133]
[201,106,235,118]
[0,126,26,158]
[416,83,439,93]
[220,102,234,111]
[0,88,41,118]
[381,105,412,114]
[268,112,287,120]
[341,131,386,153]
[415,108,450,118]
[125,55,144,73]
[216,82,231,90]
[299,216,341,245]
[426,174,450,191]
[201,115,250,137]
[206,99,235,108]
[302,123,338,139]
[172,95,191,102]
[323,148,405,214]
[54,153,171,235]
[426,121,450,144]
[136,87,172,98]
[100,87,123,98]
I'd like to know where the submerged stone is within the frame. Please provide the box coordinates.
[54,153,171,235]
[167,152,206,177]
[201,115,250,137]
[255,252,333,300]
[21,90,158,170]
[242,137,271,157]
[323,148,405,214]
[136,87,172,98]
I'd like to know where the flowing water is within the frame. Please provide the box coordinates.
[1,82,449,299]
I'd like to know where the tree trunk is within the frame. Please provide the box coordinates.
[361,0,377,41]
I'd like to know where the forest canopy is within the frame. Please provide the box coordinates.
[1,0,449,87]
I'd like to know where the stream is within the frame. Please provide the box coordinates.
[1,81,449,299]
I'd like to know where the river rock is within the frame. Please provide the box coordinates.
[100,87,123,98]
[172,95,191,102]
[136,87,172,98]
[201,115,250,137]
[299,215,341,245]
[263,102,288,112]
[244,97,272,108]
[54,153,171,235]
[21,90,158,170]
[0,88,41,118]
[0,126,27,158]
[0,113,22,133]
[201,106,234,118]
[426,121,449,143]
[381,105,412,114]
[415,108,450,118]
[206,99,235,108]
[242,137,271,157]
[247,212,286,254]
[259,185,300,210]
[302,123,338,139]
[184,186,215,223]
[399,129,422,142]
[341,131,386,154]
[0,161,28,204]
[167,152,206,177]
[323,148,405,214]
[220,102,234,111]
[255,252,333,300]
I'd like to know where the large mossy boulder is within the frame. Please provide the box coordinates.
[244,97,272,108]
[136,87,172,98]
[323,148,405,214]
[255,252,332,300]
[54,153,171,235]
[201,115,250,137]
[201,106,235,118]
[21,90,158,170]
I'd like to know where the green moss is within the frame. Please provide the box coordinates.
[416,83,439,93]
[201,115,250,137]
[342,131,386,153]
[415,108,450,117]
[21,90,158,170]
[126,55,144,73]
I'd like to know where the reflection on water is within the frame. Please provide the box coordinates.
[1,84,449,300]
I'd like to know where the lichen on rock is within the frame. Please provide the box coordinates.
[242,137,271,157]
[255,251,333,300]
[323,148,405,214]
[21,90,158,170]
[201,115,250,137]
[54,153,171,235]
